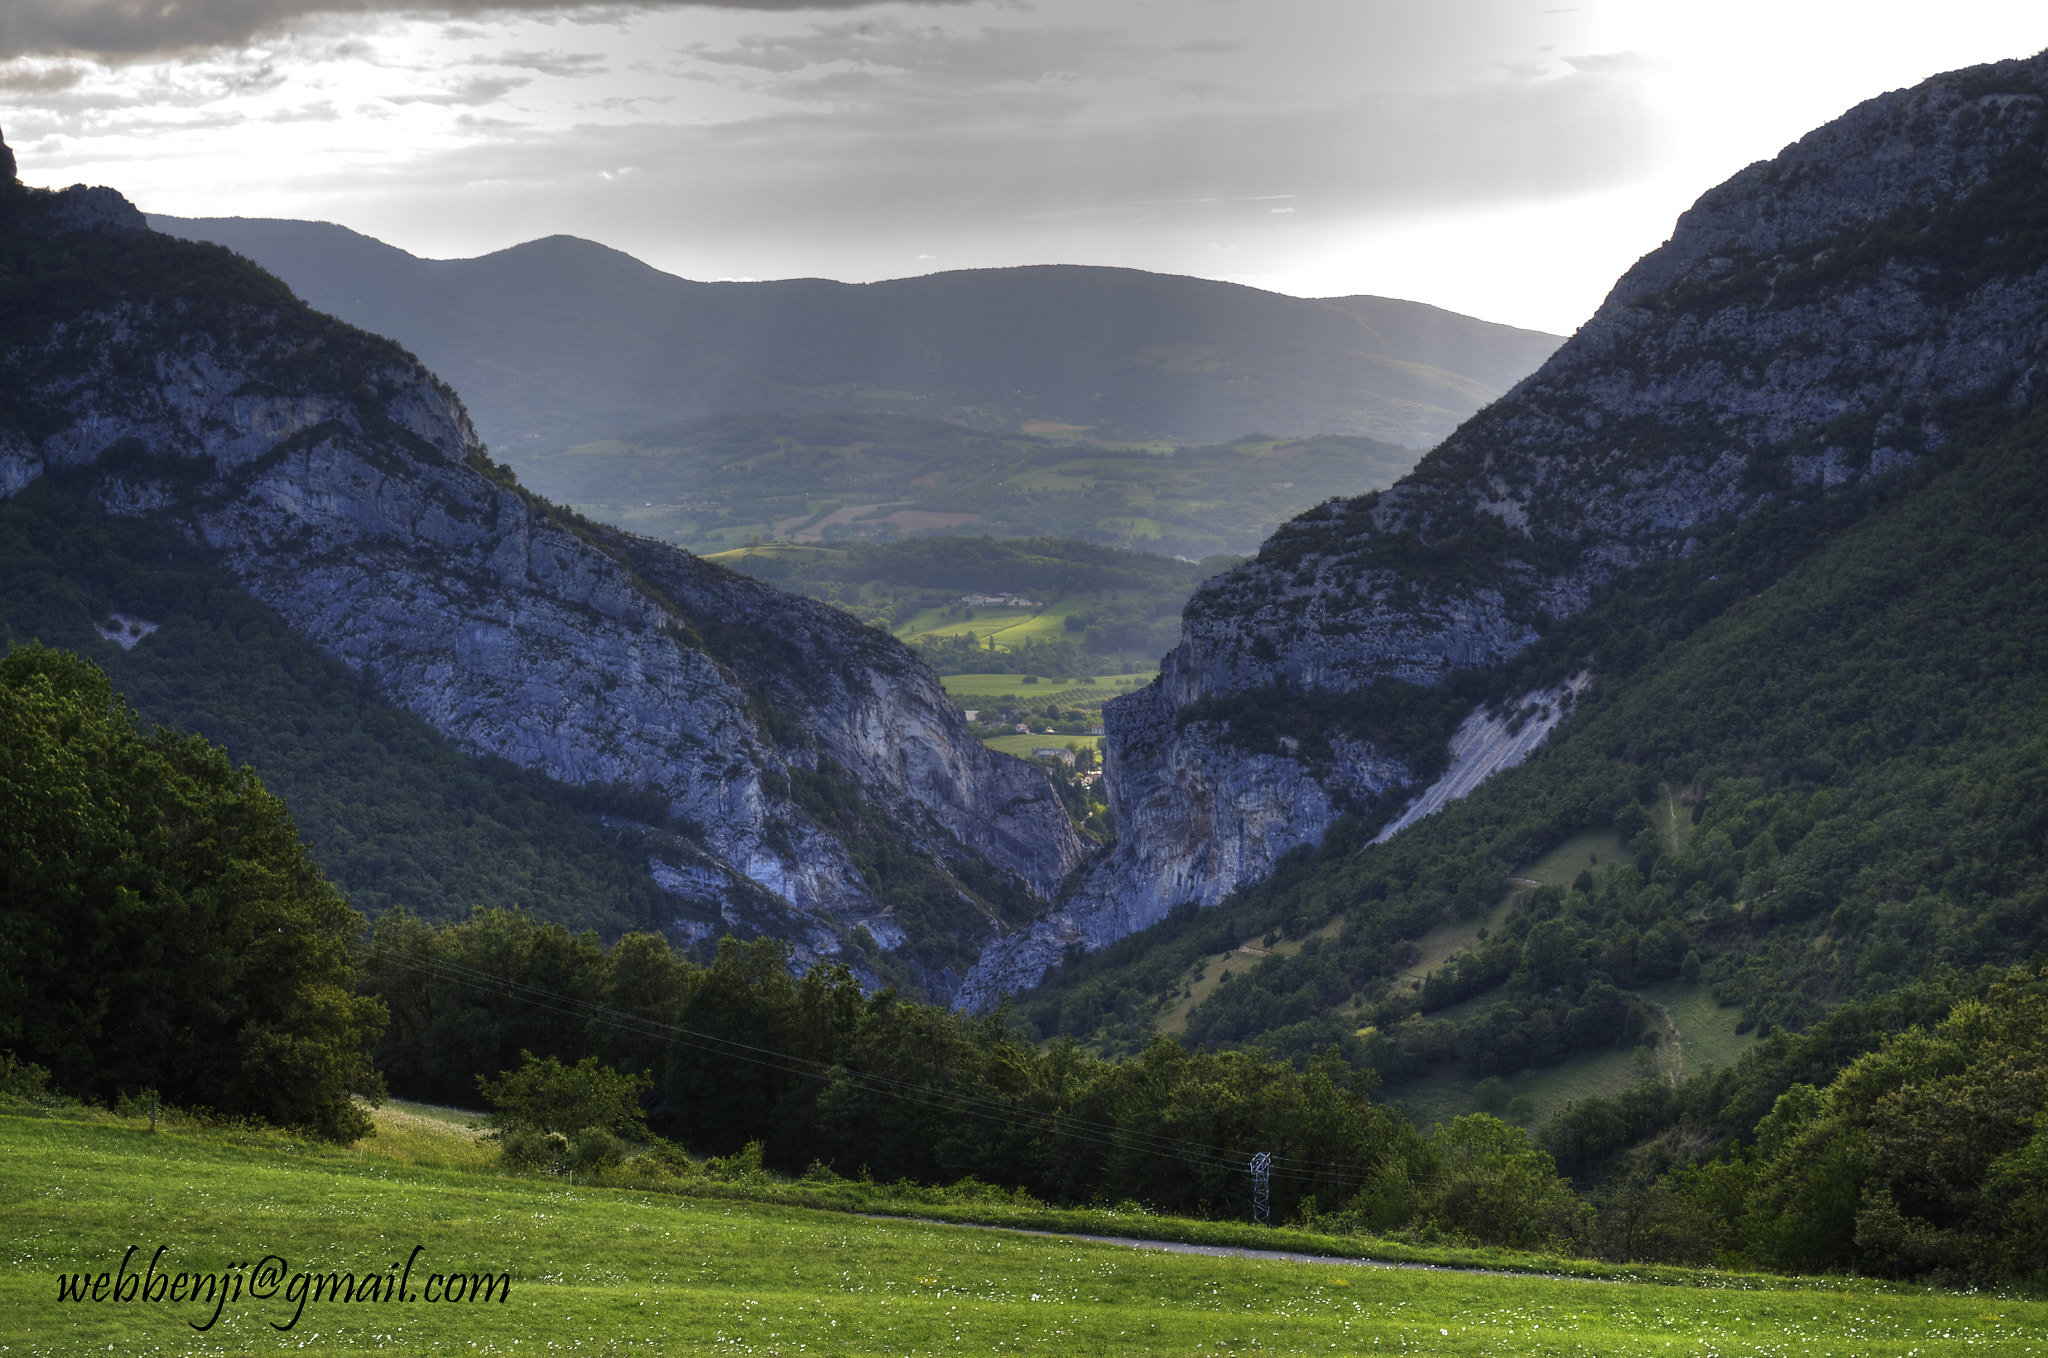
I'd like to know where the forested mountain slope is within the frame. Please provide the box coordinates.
[0,133,1082,1004]
[145,215,1562,453]
[960,50,2048,1009]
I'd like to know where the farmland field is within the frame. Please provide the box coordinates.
[6,1109,2043,1356]
[940,672,1155,701]
[981,732,1105,760]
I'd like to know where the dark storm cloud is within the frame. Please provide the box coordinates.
[0,0,962,64]
[0,62,90,92]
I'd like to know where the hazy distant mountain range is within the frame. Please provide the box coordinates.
[145,216,1563,454]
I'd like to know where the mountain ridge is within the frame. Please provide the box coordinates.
[144,214,1564,453]
[0,138,1083,1002]
[958,49,2048,1009]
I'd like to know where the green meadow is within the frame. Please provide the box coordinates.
[981,732,1105,760]
[938,673,1155,702]
[7,1109,2045,1356]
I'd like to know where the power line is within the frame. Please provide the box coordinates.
[373,949,1384,1187]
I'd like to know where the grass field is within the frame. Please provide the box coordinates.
[898,605,1052,643]
[1158,918,1347,1037]
[1387,1046,1664,1133]
[1518,827,1629,887]
[939,672,1155,700]
[7,1109,2045,1356]
[981,733,1104,760]
[1639,981,1761,1080]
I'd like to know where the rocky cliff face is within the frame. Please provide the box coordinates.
[0,135,1084,991]
[958,52,2048,1009]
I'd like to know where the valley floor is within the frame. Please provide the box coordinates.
[4,1106,2041,1355]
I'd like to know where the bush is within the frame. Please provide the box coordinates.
[477,1051,653,1138]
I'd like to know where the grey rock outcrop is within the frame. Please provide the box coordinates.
[958,52,2048,1008]
[0,178,1084,985]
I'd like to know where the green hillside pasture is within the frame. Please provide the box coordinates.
[982,733,1104,760]
[1158,918,1349,1037]
[941,672,1156,701]
[1375,980,1750,1134]
[1388,1045,1663,1135]
[1363,829,1677,1131]
[360,1100,497,1172]
[903,603,1138,654]
[1515,827,1629,888]
[905,604,1056,643]
[1638,980,1762,1080]
[1327,828,1629,1030]
[7,1114,2041,1356]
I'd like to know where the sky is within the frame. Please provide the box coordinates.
[0,1,2041,336]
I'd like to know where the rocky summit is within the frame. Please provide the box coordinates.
[956,52,2048,1009]
[0,129,1083,1004]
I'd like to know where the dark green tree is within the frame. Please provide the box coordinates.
[476,1051,653,1137]
[0,643,385,1139]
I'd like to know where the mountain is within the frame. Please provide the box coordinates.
[142,216,1563,453]
[961,52,2048,1011]
[0,136,1084,1005]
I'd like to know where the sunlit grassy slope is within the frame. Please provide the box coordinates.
[1151,827,1743,1133]
[7,1111,2040,1356]
[1370,828,1753,1130]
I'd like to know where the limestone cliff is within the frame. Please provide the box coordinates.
[957,52,2048,1008]
[0,133,1084,992]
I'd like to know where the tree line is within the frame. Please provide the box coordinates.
[8,632,2048,1280]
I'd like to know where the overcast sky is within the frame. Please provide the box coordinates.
[0,0,2041,334]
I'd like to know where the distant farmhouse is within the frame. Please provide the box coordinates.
[960,592,1042,609]
[1031,747,1077,766]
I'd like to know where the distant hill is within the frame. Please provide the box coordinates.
[710,534,1229,675]
[521,412,1420,559]
[144,216,1563,454]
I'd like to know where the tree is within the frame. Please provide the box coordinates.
[0,643,385,1139]
[477,1051,653,1138]
[1738,965,2048,1279]
[1423,1114,1591,1251]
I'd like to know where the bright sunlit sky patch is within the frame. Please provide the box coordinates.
[0,0,2041,334]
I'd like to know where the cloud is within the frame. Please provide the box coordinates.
[484,48,608,77]
[684,16,1138,92]
[0,0,967,64]
[0,60,89,92]
[302,47,1661,275]
[264,98,341,120]
[383,73,531,105]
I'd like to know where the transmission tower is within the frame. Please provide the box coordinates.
[1249,1151,1272,1227]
